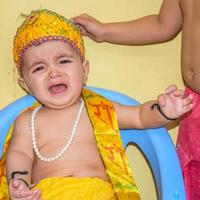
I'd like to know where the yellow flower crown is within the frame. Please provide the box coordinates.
[13,9,85,73]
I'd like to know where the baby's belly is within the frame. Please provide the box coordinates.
[180,0,200,93]
[32,143,108,183]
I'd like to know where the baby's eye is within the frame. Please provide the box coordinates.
[60,59,72,64]
[32,66,44,73]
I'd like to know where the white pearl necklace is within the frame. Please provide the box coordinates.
[31,100,84,163]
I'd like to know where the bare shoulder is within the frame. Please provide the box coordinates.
[8,109,34,161]
[12,109,32,137]
[163,0,180,6]
[160,0,182,21]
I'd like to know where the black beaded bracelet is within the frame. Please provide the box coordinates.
[11,170,30,189]
[11,170,28,179]
[151,103,177,121]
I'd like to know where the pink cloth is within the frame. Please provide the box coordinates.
[176,87,200,200]
[183,161,200,200]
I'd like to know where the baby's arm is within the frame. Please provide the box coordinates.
[6,111,41,200]
[73,0,182,44]
[115,85,193,129]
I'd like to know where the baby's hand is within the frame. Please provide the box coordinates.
[157,85,193,119]
[9,179,41,200]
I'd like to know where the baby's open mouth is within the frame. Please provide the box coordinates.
[48,84,67,95]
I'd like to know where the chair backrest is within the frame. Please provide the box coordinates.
[0,86,186,200]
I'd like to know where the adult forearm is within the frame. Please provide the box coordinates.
[101,15,178,45]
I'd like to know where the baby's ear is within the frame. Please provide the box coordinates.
[18,77,30,93]
[82,60,89,85]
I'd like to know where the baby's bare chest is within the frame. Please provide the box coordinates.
[32,123,106,181]
[35,117,96,156]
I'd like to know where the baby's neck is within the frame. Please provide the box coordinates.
[40,98,83,113]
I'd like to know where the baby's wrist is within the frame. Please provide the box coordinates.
[11,170,29,179]
[151,103,177,121]
[16,178,30,188]
[10,170,32,189]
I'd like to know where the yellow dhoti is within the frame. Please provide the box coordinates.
[34,177,116,200]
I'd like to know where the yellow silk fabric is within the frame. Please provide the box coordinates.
[34,177,116,200]
[83,89,140,200]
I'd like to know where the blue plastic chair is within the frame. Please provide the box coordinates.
[0,87,186,200]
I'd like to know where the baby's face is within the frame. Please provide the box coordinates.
[19,40,89,109]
